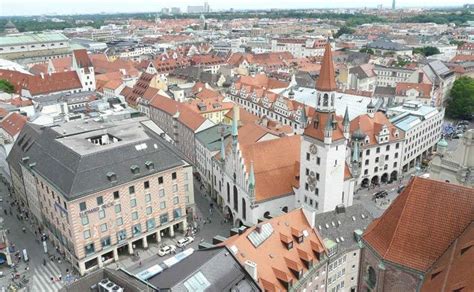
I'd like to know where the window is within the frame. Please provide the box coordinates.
[144,181,150,189]
[306,168,309,175]
[367,266,377,288]
[160,202,166,209]
[306,152,310,161]
[376,147,380,154]
[79,202,87,211]
[100,223,107,232]
[101,236,111,248]
[84,243,95,255]
[112,227,127,243]
[158,177,163,184]
[173,208,182,219]
[172,184,178,192]
[316,173,320,181]
[172,172,177,180]
[132,224,141,236]
[145,193,151,203]
[173,196,179,204]
[113,191,120,199]
[116,217,123,226]
[129,186,135,194]
[366,149,370,155]
[365,159,369,165]
[375,157,379,163]
[83,230,91,239]
[317,157,321,165]
[98,209,105,219]
[159,189,165,197]
[130,198,137,208]
[96,196,103,205]
[146,218,156,230]
[132,211,138,220]
[396,143,400,149]
[81,215,89,226]
[115,204,121,213]
[146,206,152,215]
[160,213,168,224]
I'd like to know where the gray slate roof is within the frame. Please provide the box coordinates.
[315,204,374,255]
[148,247,260,291]
[368,39,410,51]
[196,124,232,152]
[7,117,183,201]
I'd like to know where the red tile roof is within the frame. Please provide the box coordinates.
[304,112,345,142]
[223,208,327,291]
[316,44,337,92]
[363,177,474,272]
[0,112,27,137]
[396,82,432,98]
[421,222,474,292]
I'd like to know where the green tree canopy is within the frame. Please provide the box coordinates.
[359,48,374,55]
[334,26,355,38]
[413,46,441,57]
[0,79,15,94]
[446,76,474,120]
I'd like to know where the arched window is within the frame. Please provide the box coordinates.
[227,183,230,203]
[233,186,238,212]
[367,266,376,288]
[242,198,246,220]
[323,94,329,106]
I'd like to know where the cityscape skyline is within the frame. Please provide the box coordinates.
[0,0,470,16]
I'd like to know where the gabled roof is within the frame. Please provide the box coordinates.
[240,135,301,202]
[363,177,474,272]
[349,112,403,146]
[0,112,27,137]
[73,49,92,69]
[224,208,327,291]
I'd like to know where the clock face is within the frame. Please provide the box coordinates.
[310,144,318,155]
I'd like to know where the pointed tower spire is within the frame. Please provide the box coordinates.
[232,105,239,152]
[343,106,350,139]
[316,43,337,92]
[248,161,255,197]
[220,136,226,161]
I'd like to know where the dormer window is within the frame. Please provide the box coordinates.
[107,172,117,182]
[131,165,140,175]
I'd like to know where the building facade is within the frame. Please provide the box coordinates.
[7,118,193,275]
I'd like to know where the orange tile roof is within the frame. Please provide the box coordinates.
[0,112,27,137]
[396,82,432,98]
[304,111,345,142]
[316,44,337,92]
[149,94,206,132]
[223,208,327,291]
[350,112,403,145]
[450,54,474,63]
[238,74,289,90]
[240,135,300,202]
[363,177,474,272]
[51,56,72,72]
[421,222,474,292]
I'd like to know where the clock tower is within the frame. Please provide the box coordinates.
[296,43,354,213]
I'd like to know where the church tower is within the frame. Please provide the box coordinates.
[297,43,354,213]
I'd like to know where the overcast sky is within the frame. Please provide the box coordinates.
[0,0,468,16]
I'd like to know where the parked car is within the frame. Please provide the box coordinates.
[373,190,388,199]
[158,245,176,257]
[176,237,194,248]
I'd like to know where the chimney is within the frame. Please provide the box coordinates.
[244,260,258,281]
[418,72,424,83]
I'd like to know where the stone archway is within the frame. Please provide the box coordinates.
[224,205,233,224]
[361,178,370,188]
[371,176,379,186]
[381,173,389,183]
[391,171,398,181]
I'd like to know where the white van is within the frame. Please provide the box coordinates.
[22,249,28,262]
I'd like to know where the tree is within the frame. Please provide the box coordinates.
[359,48,374,55]
[446,77,474,120]
[0,79,14,93]
[334,26,355,38]
[413,46,440,57]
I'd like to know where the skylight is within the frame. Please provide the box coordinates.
[247,223,274,248]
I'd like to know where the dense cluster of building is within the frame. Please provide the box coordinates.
[0,8,472,292]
